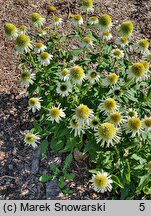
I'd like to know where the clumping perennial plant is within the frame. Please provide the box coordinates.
[5,0,151,199]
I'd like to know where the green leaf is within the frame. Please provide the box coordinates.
[40,140,49,157]
[39,174,52,183]
[64,172,75,180]
[62,188,74,195]
[63,154,73,171]
[112,175,124,188]
[33,120,43,133]
[137,174,150,192]
[69,49,83,57]
[51,137,65,152]
[50,163,60,178]
[88,169,101,174]
[58,176,65,189]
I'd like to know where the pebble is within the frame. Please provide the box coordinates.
[46,180,61,200]
[31,159,39,174]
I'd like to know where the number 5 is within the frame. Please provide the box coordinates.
[139,203,145,211]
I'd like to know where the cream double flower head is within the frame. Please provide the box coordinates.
[31,12,45,28]
[99,98,119,114]
[74,104,94,126]
[127,62,150,82]
[111,48,124,59]
[71,14,83,26]
[89,16,99,25]
[87,70,100,84]
[47,105,66,123]
[118,20,133,37]
[68,115,86,137]
[24,131,40,149]
[15,34,33,54]
[28,97,42,113]
[53,16,63,26]
[80,36,93,49]
[91,170,113,193]
[38,51,53,66]
[123,117,142,137]
[142,116,151,131]
[56,82,72,97]
[98,14,112,32]
[59,68,70,81]
[4,23,18,40]
[70,65,86,85]
[34,42,47,53]
[95,122,121,147]
[81,0,94,12]
[20,70,36,87]
[102,73,119,87]
[134,39,149,55]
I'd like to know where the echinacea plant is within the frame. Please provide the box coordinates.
[4,0,151,199]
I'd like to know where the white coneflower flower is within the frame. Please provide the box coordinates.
[144,52,151,63]
[15,34,33,54]
[24,132,40,148]
[19,25,27,34]
[53,16,63,26]
[124,117,142,136]
[80,36,93,48]
[70,66,85,85]
[4,23,18,40]
[56,82,72,97]
[107,86,124,98]
[28,97,42,113]
[102,73,118,87]
[34,42,47,53]
[87,70,100,84]
[98,14,112,32]
[89,16,99,25]
[135,39,149,54]
[142,116,151,131]
[68,115,85,137]
[116,36,129,48]
[47,5,57,13]
[127,108,138,118]
[118,21,133,37]
[75,104,94,126]
[38,29,47,37]
[71,14,83,26]
[102,31,112,41]
[90,117,100,129]
[100,98,118,114]
[59,68,70,81]
[91,171,112,193]
[111,48,124,59]
[127,62,145,81]
[95,122,121,147]
[139,61,150,80]
[82,0,93,12]
[31,12,45,28]
[20,71,36,87]
[38,51,53,66]
[47,105,66,123]
[107,112,125,125]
